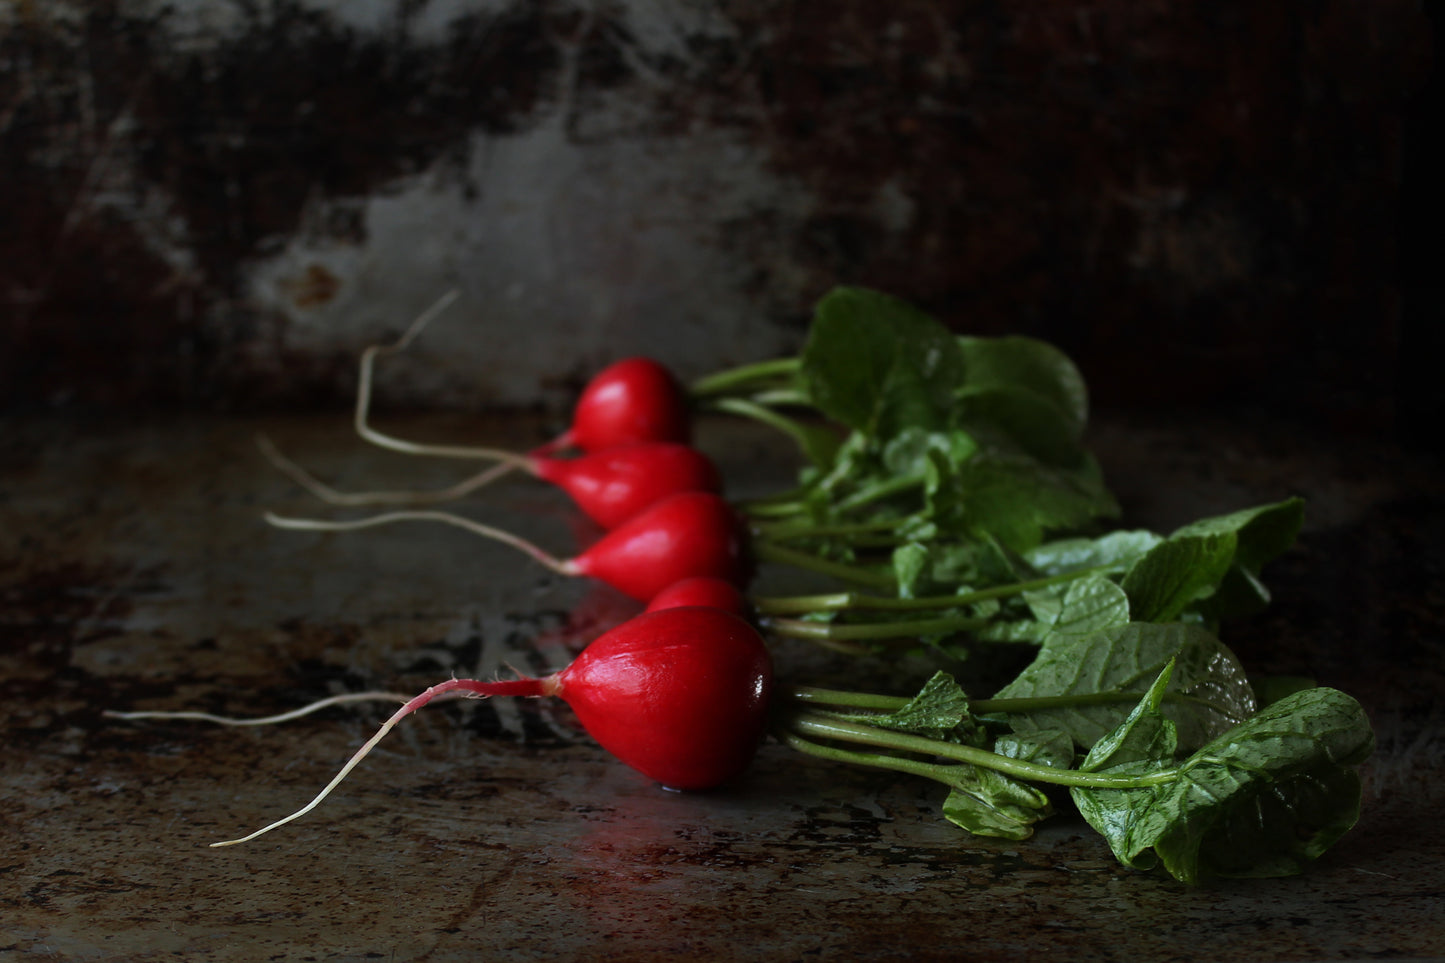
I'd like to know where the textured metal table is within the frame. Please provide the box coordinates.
[2,409,1441,962]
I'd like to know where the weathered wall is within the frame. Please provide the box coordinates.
[0,0,1433,427]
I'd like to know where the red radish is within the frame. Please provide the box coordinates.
[529,443,720,529]
[564,492,749,600]
[209,606,774,846]
[259,437,721,530]
[645,576,749,616]
[264,491,751,602]
[553,357,692,454]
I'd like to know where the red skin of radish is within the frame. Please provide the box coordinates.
[532,442,721,530]
[542,357,691,455]
[551,606,772,789]
[419,607,771,790]
[644,576,748,617]
[563,491,750,602]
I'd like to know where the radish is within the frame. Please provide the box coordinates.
[645,576,749,616]
[259,437,721,530]
[551,357,691,454]
[264,490,751,602]
[210,606,774,846]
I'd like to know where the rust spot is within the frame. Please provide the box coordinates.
[279,264,342,309]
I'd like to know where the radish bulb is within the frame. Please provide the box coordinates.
[210,606,773,846]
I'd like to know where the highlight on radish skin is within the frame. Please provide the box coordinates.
[207,606,773,847]
[263,491,750,602]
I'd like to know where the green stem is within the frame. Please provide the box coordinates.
[751,565,1107,616]
[785,687,909,711]
[691,357,801,397]
[750,540,898,590]
[782,712,1176,789]
[751,515,905,542]
[748,388,811,406]
[739,499,810,518]
[777,728,1003,791]
[764,613,989,642]
[703,397,839,466]
[832,473,925,515]
[786,685,1168,716]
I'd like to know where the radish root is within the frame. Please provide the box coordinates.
[262,508,571,574]
[255,434,518,508]
[102,691,421,727]
[348,290,531,474]
[210,677,547,848]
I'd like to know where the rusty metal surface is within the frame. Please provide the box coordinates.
[2,1,1433,430]
[2,409,1443,962]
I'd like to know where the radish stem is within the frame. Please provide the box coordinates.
[749,540,897,590]
[690,356,801,397]
[703,396,840,467]
[762,613,989,642]
[751,566,1109,616]
[779,712,1177,789]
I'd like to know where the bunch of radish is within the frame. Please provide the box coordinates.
[259,293,748,600]
[118,301,777,845]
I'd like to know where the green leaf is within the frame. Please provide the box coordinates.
[953,384,1086,467]
[1042,575,1131,638]
[800,287,965,439]
[994,728,1075,771]
[940,721,1072,840]
[836,671,984,744]
[1171,497,1305,573]
[940,767,1054,840]
[1024,530,1164,576]
[994,622,1257,751]
[939,451,1121,550]
[892,542,931,598]
[1071,687,1374,883]
[882,426,978,476]
[1078,661,1179,772]
[955,335,1089,437]
[1121,532,1239,623]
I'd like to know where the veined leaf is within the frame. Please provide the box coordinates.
[993,622,1256,751]
[837,671,983,743]
[954,384,1086,467]
[955,335,1089,437]
[1121,532,1238,623]
[1171,497,1305,573]
[941,767,1053,840]
[1071,686,1374,883]
[1024,529,1163,576]
[801,287,965,439]
[939,451,1120,550]
[1025,574,1131,638]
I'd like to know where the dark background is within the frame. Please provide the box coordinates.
[1,1,1438,443]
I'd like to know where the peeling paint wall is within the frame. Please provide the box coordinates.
[0,0,1433,426]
